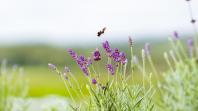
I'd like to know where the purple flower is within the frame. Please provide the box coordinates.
[187,38,194,48]
[80,66,89,76]
[144,43,151,55]
[173,31,179,40]
[187,38,194,57]
[76,55,87,67]
[75,55,90,75]
[93,48,101,61]
[128,36,133,47]
[92,78,97,84]
[87,57,92,66]
[102,41,112,54]
[67,48,92,76]
[48,63,56,70]
[67,48,78,60]
[106,64,115,75]
[119,52,127,64]
[111,48,120,62]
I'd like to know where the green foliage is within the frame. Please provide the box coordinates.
[157,35,198,111]
[0,60,28,111]
[84,83,154,111]
[158,59,198,111]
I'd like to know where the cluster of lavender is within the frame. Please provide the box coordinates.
[102,41,127,65]
[73,41,126,81]
[102,41,127,74]
[173,31,194,57]
[48,40,128,85]
[67,48,91,76]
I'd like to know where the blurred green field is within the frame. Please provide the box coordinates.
[25,66,66,97]
[0,38,189,97]
[25,66,149,97]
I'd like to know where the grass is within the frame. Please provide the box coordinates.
[24,66,70,97]
[24,66,153,97]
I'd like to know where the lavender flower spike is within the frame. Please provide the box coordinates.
[93,48,101,61]
[75,54,91,75]
[119,52,127,64]
[172,31,180,41]
[111,48,120,62]
[92,78,97,85]
[76,55,87,67]
[128,36,133,47]
[80,66,89,76]
[173,31,179,38]
[187,38,194,48]
[144,43,151,55]
[106,64,115,75]
[67,48,78,60]
[187,38,194,57]
[48,63,57,70]
[102,41,112,54]
[87,57,92,66]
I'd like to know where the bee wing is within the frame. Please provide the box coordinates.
[102,27,106,33]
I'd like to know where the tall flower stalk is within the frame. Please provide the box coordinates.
[142,49,146,89]
[129,36,135,84]
[185,0,198,56]
[144,43,158,75]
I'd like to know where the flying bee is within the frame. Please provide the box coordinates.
[97,27,106,37]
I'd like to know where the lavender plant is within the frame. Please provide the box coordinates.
[158,33,198,111]
[0,60,28,111]
[49,39,155,111]
[157,1,198,110]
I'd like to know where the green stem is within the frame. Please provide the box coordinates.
[60,74,75,103]
[148,55,157,75]
[107,58,110,82]
[169,37,182,62]
[123,63,127,82]
[91,66,97,77]
[142,49,146,89]
[178,41,188,59]
[115,63,120,86]
[70,72,85,97]
[169,50,178,65]
[130,47,134,84]
[164,52,174,72]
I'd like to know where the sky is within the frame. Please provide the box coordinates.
[0,0,198,46]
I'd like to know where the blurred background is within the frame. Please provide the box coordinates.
[0,0,198,97]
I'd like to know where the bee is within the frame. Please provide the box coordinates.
[97,27,106,37]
